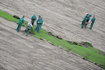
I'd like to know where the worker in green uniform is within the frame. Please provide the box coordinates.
[25,22,33,36]
[81,14,89,28]
[84,14,92,28]
[16,16,25,32]
[35,16,44,33]
[31,15,37,25]
[90,15,96,30]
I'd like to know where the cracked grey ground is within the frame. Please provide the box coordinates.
[0,17,103,70]
[0,0,105,70]
[0,0,105,52]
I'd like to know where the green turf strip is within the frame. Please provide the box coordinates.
[0,10,105,69]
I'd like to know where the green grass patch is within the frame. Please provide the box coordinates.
[0,10,18,23]
[0,10,105,69]
[0,10,28,27]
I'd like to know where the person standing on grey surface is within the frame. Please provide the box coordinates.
[81,13,89,28]
[84,14,92,28]
[16,16,25,32]
[35,16,44,33]
[90,15,96,30]
[31,15,37,25]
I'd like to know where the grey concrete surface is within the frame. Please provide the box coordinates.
[0,0,105,70]
[0,17,103,70]
[0,0,105,52]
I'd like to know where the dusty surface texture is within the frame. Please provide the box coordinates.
[0,17,103,70]
[0,0,105,70]
[0,0,105,52]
